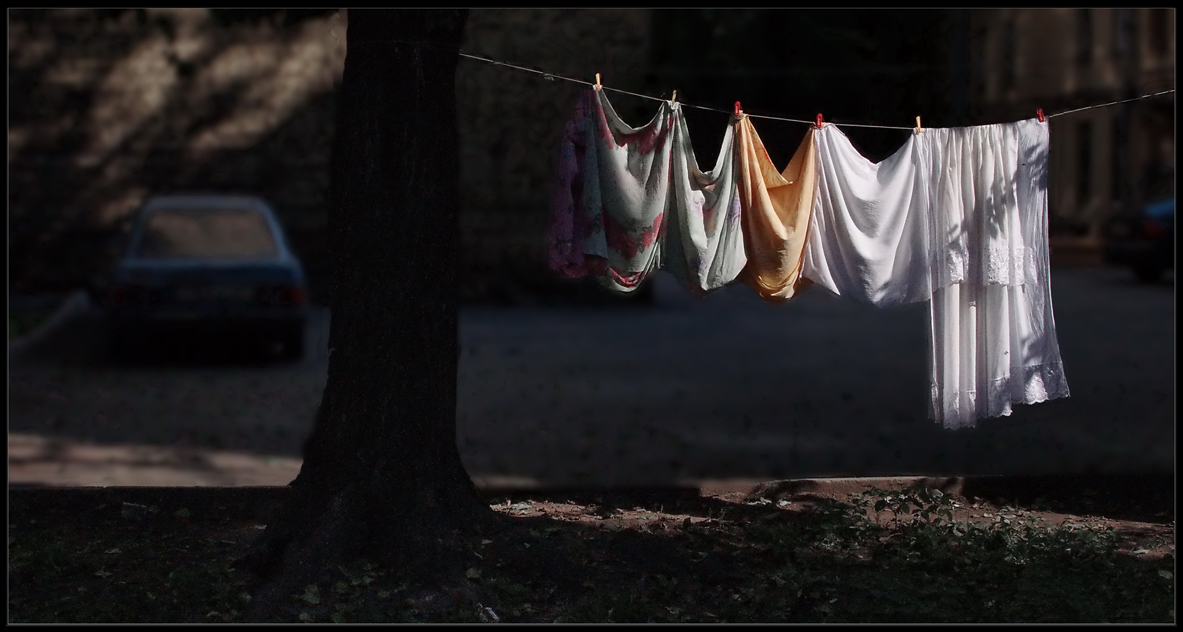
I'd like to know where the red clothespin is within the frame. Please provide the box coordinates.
[816,113,825,129]
[1037,108,1045,123]
[735,101,742,116]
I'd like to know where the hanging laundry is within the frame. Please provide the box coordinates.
[734,115,818,302]
[802,125,934,306]
[804,120,1069,429]
[662,107,747,295]
[925,119,1069,429]
[547,88,745,294]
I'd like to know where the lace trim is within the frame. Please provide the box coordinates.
[930,360,1070,430]
[983,244,1027,285]
[938,244,1029,288]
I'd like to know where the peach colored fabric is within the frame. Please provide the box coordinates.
[735,115,817,302]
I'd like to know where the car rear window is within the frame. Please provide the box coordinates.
[136,207,279,258]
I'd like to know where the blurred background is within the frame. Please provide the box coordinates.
[8,9,1175,488]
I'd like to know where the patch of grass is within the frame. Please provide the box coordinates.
[9,513,253,623]
[9,310,51,341]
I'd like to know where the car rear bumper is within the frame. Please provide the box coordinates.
[111,308,306,337]
[1105,240,1156,265]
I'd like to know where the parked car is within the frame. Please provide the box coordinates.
[108,195,309,361]
[1105,196,1175,283]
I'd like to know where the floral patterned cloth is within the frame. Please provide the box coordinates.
[548,88,745,294]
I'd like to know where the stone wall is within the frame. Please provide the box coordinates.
[8,9,655,302]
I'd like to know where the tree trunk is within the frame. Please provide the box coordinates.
[239,8,489,620]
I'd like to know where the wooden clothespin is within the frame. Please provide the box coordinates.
[915,116,922,134]
[735,101,742,116]
[816,113,825,129]
[670,90,678,104]
[1037,108,1045,123]
[595,73,601,91]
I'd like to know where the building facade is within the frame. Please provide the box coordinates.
[969,8,1175,237]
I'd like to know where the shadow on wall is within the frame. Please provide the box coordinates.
[9,9,342,300]
[9,9,661,306]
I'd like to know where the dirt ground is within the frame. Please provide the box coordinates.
[8,475,1174,623]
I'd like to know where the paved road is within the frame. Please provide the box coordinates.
[8,266,1174,487]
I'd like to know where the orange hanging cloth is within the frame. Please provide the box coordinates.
[734,114,818,302]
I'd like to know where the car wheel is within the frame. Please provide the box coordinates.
[1134,261,1164,284]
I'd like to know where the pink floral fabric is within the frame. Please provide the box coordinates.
[548,88,745,294]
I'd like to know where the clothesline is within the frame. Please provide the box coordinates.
[551,86,1071,429]
[457,50,1175,130]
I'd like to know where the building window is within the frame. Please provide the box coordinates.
[1076,9,1093,67]
[1002,20,1016,91]
[1112,9,1137,62]
[1150,8,1171,56]
[1111,117,1123,202]
[1113,10,1123,58]
[1078,121,1093,203]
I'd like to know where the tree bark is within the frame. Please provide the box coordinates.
[239,8,488,620]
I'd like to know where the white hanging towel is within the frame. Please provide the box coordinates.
[803,125,934,306]
[804,120,1069,429]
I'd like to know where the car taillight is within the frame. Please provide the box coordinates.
[1142,219,1167,240]
[110,286,143,306]
[280,286,307,306]
[256,285,307,306]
